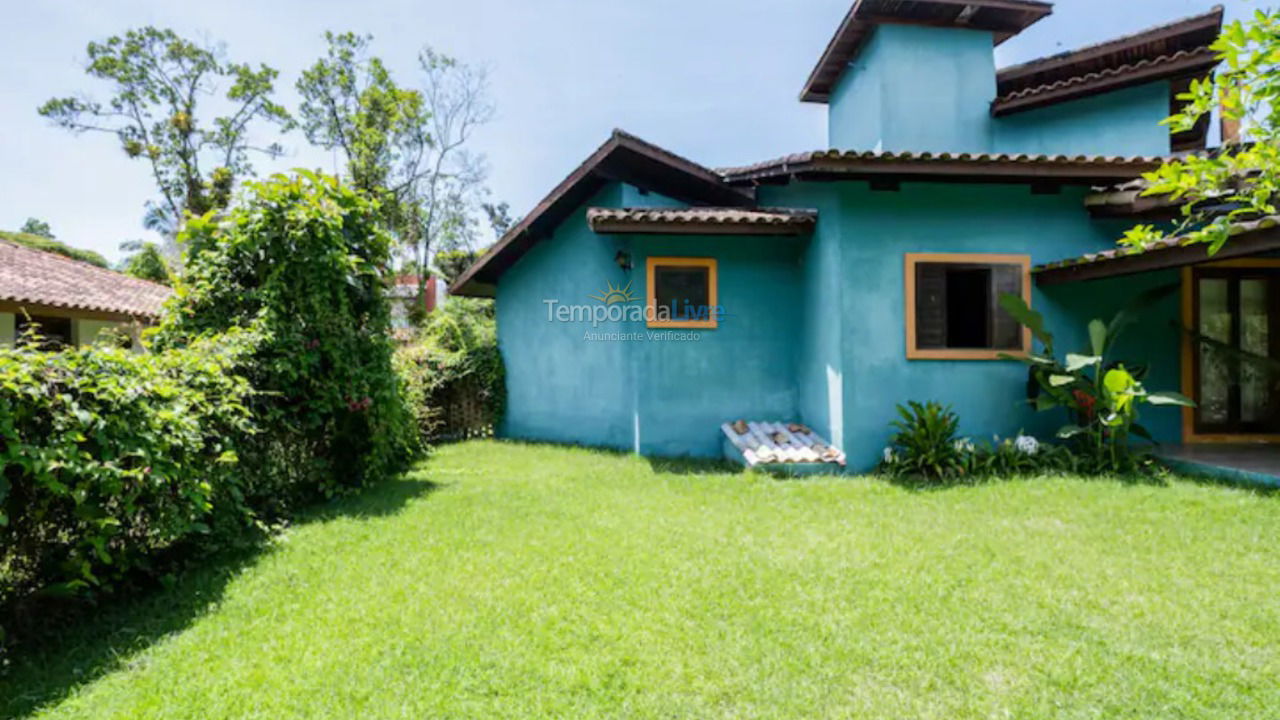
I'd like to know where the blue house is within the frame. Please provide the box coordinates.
[452,2,1264,470]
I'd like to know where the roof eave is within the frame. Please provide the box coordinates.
[800,0,1053,103]
[991,49,1222,117]
[997,5,1224,92]
[448,131,754,297]
[1035,219,1280,286]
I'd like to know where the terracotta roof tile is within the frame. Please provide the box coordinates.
[0,239,171,319]
[996,6,1223,94]
[996,48,1218,104]
[1034,215,1280,284]
[991,47,1221,116]
[586,207,817,234]
[718,148,1166,185]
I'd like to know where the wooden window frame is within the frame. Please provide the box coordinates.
[904,252,1031,360]
[646,257,719,329]
[1180,258,1280,444]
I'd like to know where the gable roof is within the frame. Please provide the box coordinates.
[801,0,1053,103]
[719,148,1166,187]
[992,6,1224,130]
[0,239,171,320]
[449,130,755,297]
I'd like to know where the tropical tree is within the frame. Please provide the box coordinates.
[39,27,292,230]
[1122,9,1280,253]
[19,218,54,239]
[119,239,172,285]
[296,34,493,305]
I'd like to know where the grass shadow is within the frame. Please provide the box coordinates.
[646,455,745,476]
[880,469,1172,493]
[0,474,438,719]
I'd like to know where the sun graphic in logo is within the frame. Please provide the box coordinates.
[589,280,638,304]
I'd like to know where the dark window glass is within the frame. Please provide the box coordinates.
[654,265,710,319]
[17,315,73,350]
[1194,269,1280,434]
[915,262,1022,351]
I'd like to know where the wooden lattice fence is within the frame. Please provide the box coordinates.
[431,376,497,441]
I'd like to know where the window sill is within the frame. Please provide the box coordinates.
[907,348,1025,361]
[647,320,718,330]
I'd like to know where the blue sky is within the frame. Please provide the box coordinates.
[0,0,1245,263]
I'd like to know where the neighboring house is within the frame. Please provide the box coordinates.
[0,238,170,349]
[388,275,443,333]
[452,2,1247,469]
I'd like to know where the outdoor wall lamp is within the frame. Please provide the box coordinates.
[615,250,632,271]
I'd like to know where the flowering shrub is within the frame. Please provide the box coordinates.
[156,171,416,501]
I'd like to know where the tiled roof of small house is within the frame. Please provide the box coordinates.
[1033,215,1280,286]
[586,207,817,235]
[0,239,171,319]
[719,148,1167,186]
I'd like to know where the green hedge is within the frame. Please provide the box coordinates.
[0,332,255,610]
[2,171,417,648]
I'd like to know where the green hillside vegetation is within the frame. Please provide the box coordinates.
[0,230,109,268]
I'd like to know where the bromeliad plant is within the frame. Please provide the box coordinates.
[998,288,1194,472]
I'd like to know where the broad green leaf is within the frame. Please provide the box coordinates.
[998,292,1053,351]
[1088,319,1108,357]
[1147,391,1196,407]
[1056,424,1088,439]
[1065,354,1101,372]
[1103,367,1135,394]
[1048,375,1075,387]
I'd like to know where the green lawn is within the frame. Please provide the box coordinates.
[5,441,1280,719]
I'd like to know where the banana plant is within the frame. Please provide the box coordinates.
[997,286,1194,468]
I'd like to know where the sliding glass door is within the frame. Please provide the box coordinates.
[1193,267,1280,434]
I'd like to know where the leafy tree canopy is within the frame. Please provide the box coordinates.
[19,218,54,238]
[0,230,108,268]
[39,27,292,223]
[1123,9,1280,253]
[119,239,172,285]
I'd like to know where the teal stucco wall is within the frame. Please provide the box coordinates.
[495,178,1182,467]
[828,24,996,153]
[496,183,805,458]
[758,181,1183,470]
[993,82,1173,157]
[827,24,1174,157]
[497,184,634,450]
